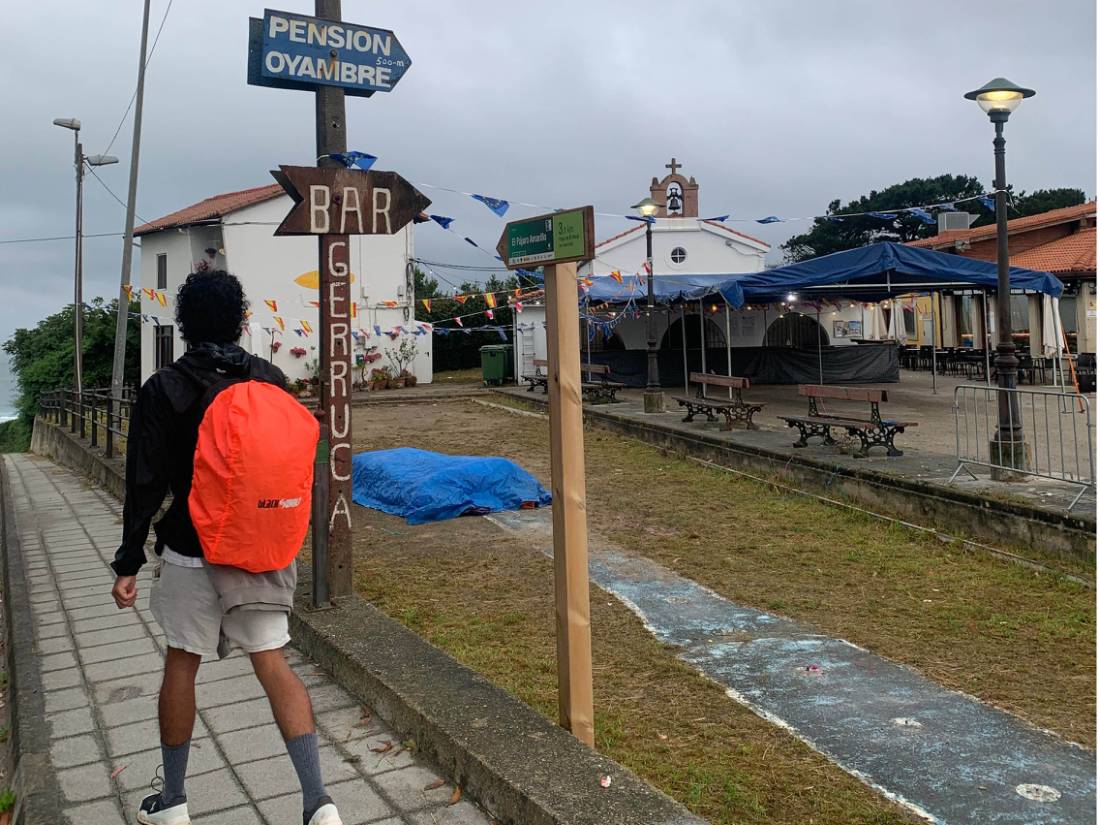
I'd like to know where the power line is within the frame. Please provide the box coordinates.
[85,166,153,227]
[0,231,129,246]
[101,0,174,156]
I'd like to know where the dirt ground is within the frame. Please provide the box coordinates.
[348,399,1094,822]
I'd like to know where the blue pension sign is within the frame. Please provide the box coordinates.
[248,9,410,98]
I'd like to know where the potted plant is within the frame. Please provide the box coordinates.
[385,339,418,388]
[369,366,391,391]
[290,346,307,359]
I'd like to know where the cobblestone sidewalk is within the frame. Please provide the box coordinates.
[4,453,489,825]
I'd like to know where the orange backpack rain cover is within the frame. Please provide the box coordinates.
[189,380,319,572]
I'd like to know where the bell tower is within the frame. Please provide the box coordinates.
[649,157,699,218]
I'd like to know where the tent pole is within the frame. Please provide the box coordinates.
[681,304,689,394]
[930,294,938,394]
[724,298,733,399]
[816,306,824,385]
[699,298,707,380]
[584,294,592,369]
[981,290,992,386]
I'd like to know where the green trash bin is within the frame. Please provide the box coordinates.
[480,344,514,386]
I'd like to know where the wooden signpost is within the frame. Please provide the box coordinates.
[498,206,596,746]
[249,1,421,603]
[269,164,429,602]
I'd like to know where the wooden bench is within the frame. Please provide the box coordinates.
[778,385,916,457]
[672,372,764,430]
[521,359,549,394]
[580,363,625,404]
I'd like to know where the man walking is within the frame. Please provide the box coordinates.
[111,270,342,825]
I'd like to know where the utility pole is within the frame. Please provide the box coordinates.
[74,129,85,398]
[110,0,152,399]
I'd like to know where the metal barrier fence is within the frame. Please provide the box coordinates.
[951,385,1095,510]
[38,387,136,460]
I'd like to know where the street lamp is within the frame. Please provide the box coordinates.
[631,196,663,412]
[964,78,1035,476]
[54,117,118,403]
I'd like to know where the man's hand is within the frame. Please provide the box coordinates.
[111,575,138,609]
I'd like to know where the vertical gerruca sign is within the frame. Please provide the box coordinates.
[271,165,429,598]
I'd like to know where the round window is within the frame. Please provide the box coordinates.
[671,246,687,264]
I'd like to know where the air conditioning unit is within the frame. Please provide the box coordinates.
[937,211,976,233]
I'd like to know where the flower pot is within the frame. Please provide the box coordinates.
[404,374,418,387]
[390,377,406,389]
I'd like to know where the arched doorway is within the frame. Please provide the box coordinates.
[764,313,828,349]
[660,314,726,349]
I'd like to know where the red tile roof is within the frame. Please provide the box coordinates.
[1010,227,1096,275]
[135,183,284,236]
[700,219,769,248]
[907,201,1096,249]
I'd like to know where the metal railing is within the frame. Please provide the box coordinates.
[951,385,1095,510]
[38,386,136,459]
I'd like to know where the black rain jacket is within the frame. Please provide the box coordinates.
[111,343,287,577]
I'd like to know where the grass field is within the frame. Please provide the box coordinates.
[349,399,1094,823]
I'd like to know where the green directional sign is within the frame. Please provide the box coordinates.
[497,206,595,269]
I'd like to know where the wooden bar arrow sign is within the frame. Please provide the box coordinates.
[271,165,430,236]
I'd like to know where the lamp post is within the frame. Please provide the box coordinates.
[964,78,1035,476]
[632,196,663,412]
[53,118,118,402]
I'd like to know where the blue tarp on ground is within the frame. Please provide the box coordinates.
[352,447,551,525]
[580,242,1062,306]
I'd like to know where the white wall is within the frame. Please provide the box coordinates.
[582,219,768,277]
[139,193,430,385]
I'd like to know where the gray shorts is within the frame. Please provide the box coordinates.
[150,561,290,659]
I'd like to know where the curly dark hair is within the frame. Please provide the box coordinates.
[174,270,248,345]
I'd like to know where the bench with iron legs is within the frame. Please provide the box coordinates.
[581,363,625,404]
[521,359,549,394]
[779,385,917,457]
[672,372,765,430]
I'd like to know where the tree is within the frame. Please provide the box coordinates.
[3,299,140,424]
[781,175,985,262]
[411,267,536,371]
[780,178,1089,262]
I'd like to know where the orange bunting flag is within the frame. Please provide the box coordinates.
[143,288,155,301]
[421,298,431,312]
[350,302,358,318]
[156,291,168,307]
[122,284,134,302]
[245,309,253,319]
[581,277,593,287]
[273,316,285,332]
[383,300,398,308]
[610,270,623,284]
[454,316,463,327]
[264,299,279,312]
[300,320,313,334]
[454,294,468,305]
[308,300,320,308]
[514,288,522,298]
[484,293,497,308]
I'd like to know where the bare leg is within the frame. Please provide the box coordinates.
[250,648,314,739]
[159,647,202,745]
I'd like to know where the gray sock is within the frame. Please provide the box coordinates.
[286,732,328,820]
[160,740,190,805]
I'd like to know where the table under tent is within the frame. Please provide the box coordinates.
[576,242,1065,390]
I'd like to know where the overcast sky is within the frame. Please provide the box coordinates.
[1,0,1095,412]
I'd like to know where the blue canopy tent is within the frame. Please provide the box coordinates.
[577,242,1060,387]
[709,242,1063,308]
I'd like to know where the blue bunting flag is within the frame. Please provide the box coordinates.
[327,151,377,171]
[429,214,454,229]
[756,216,783,224]
[979,195,996,211]
[471,194,510,217]
[908,207,936,225]
[868,212,897,220]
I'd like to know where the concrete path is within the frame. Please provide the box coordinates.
[490,508,1096,825]
[3,454,490,825]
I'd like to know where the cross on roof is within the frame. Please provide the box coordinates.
[665,157,681,175]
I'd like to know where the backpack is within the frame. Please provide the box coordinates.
[187,377,319,573]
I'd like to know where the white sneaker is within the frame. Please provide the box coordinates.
[307,802,344,825]
[136,792,190,825]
